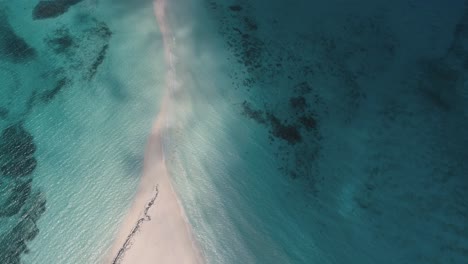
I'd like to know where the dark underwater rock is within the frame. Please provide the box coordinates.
[86,23,112,80]
[240,101,303,144]
[0,192,46,263]
[267,113,302,144]
[33,0,84,20]
[87,44,109,80]
[0,124,37,177]
[0,125,36,160]
[41,77,69,102]
[211,1,325,191]
[299,115,317,131]
[93,22,113,40]
[46,27,76,54]
[0,179,32,217]
[241,101,266,124]
[1,157,37,177]
[229,5,243,12]
[0,35,36,63]
[289,96,308,111]
[243,16,258,31]
[0,15,37,63]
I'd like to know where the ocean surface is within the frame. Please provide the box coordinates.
[1,0,468,263]
[0,0,163,263]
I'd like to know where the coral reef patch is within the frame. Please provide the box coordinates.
[0,13,36,63]
[33,0,84,20]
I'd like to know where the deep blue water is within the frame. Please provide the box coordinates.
[166,0,468,263]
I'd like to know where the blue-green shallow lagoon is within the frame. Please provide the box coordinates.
[0,0,163,263]
[1,0,468,263]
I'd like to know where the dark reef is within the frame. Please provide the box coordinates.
[0,179,32,217]
[241,101,303,145]
[0,123,45,263]
[266,113,302,145]
[46,27,76,54]
[0,125,36,161]
[1,158,37,178]
[241,101,266,124]
[41,77,70,102]
[0,192,46,264]
[207,1,468,262]
[0,124,37,177]
[87,44,109,80]
[289,96,308,111]
[0,14,36,63]
[229,5,243,12]
[91,22,113,40]
[208,1,326,190]
[243,16,258,31]
[299,115,317,131]
[33,0,84,20]
[86,23,112,80]
[42,21,112,83]
[0,124,44,261]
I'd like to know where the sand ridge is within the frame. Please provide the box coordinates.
[103,0,204,263]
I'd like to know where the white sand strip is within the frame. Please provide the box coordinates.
[102,0,204,263]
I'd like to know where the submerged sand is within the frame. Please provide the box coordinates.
[103,0,203,263]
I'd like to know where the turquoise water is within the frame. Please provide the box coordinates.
[1,0,468,263]
[1,0,163,262]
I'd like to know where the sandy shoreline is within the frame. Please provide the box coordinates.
[102,0,204,263]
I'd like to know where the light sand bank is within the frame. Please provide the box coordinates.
[103,0,203,263]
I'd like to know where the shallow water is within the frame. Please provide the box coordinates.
[1,0,468,263]
[0,0,163,263]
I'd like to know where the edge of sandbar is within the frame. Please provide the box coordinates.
[103,0,204,263]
